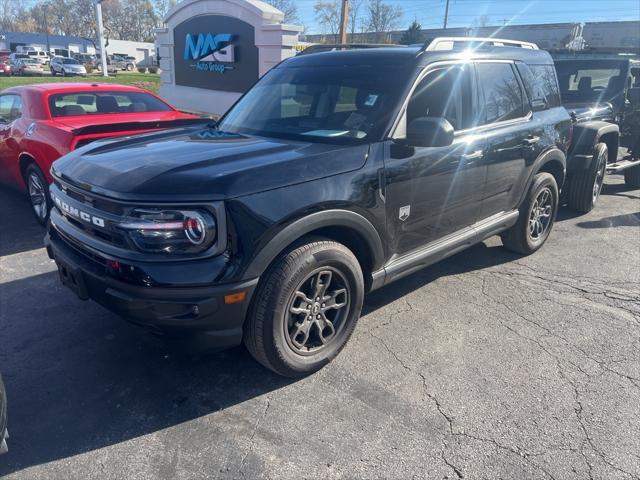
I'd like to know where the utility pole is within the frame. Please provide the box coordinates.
[338,0,349,44]
[95,0,108,77]
[43,3,51,56]
[443,0,450,29]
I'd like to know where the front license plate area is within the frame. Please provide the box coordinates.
[57,259,89,300]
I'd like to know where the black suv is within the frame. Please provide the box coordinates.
[47,38,575,377]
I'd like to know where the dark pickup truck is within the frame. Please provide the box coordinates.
[555,54,640,197]
[47,38,606,377]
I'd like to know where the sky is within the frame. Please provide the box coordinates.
[296,0,640,34]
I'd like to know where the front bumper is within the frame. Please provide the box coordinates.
[45,228,258,351]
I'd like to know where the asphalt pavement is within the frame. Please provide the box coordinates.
[0,174,638,480]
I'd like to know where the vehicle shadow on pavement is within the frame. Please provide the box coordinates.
[0,271,295,475]
[0,188,47,257]
[363,241,520,316]
[576,211,640,229]
[600,181,640,200]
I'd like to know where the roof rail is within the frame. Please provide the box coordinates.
[422,37,539,52]
[298,43,404,55]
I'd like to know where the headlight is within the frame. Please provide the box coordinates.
[119,208,217,254]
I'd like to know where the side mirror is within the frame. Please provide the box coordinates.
[627,87,640,105]
[405,117,454,148]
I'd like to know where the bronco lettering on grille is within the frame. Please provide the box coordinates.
[53,194,105,228]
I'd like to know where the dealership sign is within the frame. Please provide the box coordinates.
[173,15,258,92]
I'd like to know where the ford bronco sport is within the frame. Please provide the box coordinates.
[47,38,578,377]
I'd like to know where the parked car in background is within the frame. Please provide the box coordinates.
[554,54,640,189]
[95,55,119,75]
[72,53,97,70]
[111,54,137,71]
[0,57,11,76]
[0,83,202,224]
[14,58,43,76]
[27,50,50,65]
[46,38,581,377]
[8,53,29,68]
[50,56,87,77]
[0,373,7,454]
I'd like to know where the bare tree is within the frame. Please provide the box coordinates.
[314,0,340,42]
[348,0,364,41]
[264,0,299,24]
[364,0,403,43]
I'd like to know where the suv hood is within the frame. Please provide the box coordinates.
[52,126,370,201]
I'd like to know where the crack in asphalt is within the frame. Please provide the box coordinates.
[368,330,563,480]
[477,271,640,390]
[238,396,271,478]
[472,274,639,479]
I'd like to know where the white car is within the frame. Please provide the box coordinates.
[50,56,87,77]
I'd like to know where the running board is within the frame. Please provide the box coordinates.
[381,210,519,286]
[607,159,640,173]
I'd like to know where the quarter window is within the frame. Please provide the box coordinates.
[0,95,22,123]
[477,63,526,124]
[517,63,561,108]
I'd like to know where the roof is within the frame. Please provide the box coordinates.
[284,44,552,69]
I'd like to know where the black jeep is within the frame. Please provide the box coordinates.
[554,54,640,196]
[48,38,586,376]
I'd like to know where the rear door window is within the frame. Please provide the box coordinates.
[476,63,526,124]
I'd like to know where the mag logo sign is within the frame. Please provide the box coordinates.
[174,15,258,92]
[183,33,235,73]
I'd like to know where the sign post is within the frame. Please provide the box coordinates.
[95,0,108,77]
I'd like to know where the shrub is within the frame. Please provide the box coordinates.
[137,67,147,73]
[148,67,158,74]
[85,64,94,74]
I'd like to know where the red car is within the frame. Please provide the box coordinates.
[0,83,201,224]
[0,57,11,76]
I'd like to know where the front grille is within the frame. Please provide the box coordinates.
[52,180,130,250]
[56,227,107,268]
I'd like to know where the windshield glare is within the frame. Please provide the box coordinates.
[218,65,408,144]
[555,60,626,103]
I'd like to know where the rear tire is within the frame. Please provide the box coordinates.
[24,163,51,226]
[244,240,364,377]
[566,142,607,213]
[501,172,558,255]
[50,68,56,76]
[624,165,640,188]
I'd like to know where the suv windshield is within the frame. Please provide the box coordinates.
[48,91,172,116]
[218,65,409,144]
[555,59,627,104]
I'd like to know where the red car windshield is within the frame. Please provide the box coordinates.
[48,91,173,117]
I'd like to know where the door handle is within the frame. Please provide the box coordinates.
[461,150,483,163]
[523,136,540,146]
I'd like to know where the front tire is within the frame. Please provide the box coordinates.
[25,163,51,226]
[566,142,607,213]
[624,165,640,188]
[244,240,364,377]
[501,172,558,255]
[50,67,56,76]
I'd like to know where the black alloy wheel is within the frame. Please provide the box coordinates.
[25,164,50,226]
